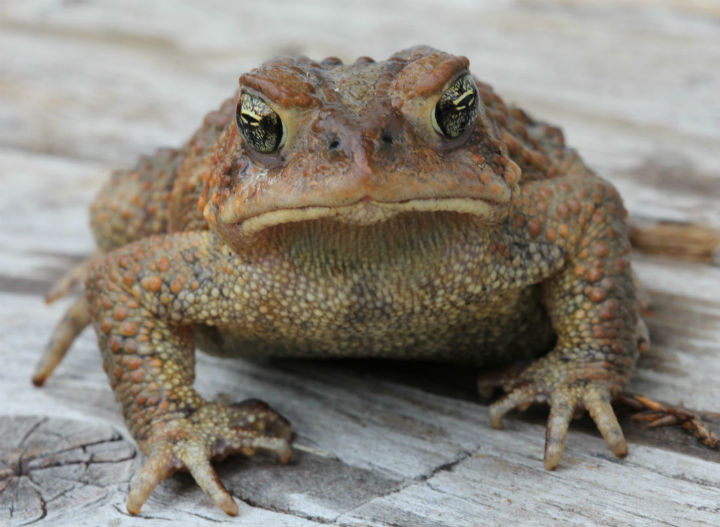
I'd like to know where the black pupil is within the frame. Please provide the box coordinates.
[435,75,478,139]
[236,94,283,153]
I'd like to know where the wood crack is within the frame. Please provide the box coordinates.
[335,449,475,523]
[234,493,338,525]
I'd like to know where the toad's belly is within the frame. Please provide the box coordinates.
[194,285,556,366]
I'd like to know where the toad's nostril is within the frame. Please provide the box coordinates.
[381,131,394,145]
[329,139,341,150]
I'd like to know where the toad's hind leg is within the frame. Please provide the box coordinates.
[35,146,187,385]
[90,147,182,252]
[44,257,95,304]
[33,255,97,386]
[33,296,90,386]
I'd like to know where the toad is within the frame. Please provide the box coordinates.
[34,46,648,515]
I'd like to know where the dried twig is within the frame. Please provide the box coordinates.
[618,393,719,448]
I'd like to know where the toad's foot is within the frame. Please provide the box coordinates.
[34,254,102,386]
[32,296,91,386]
[44,255,97,304]
[487,358,627,470]
[127,399,292,516]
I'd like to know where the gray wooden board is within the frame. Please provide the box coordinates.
[1,1,719,525]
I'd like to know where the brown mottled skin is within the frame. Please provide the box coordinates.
[36,47,647,515]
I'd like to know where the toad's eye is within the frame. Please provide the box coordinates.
[236,93,284,153]
[432,74,479,139]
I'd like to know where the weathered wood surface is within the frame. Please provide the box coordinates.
[1,1,719,525]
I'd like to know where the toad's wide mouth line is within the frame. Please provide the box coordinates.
[226,197,504,235]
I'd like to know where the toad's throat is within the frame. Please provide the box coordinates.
[225,198,504,236]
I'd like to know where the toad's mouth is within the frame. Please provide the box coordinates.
[226,197,505,236]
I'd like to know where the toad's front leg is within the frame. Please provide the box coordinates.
[489,178,643,469]
[86,231,291,515]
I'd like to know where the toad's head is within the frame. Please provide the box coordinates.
[201,46,521,248]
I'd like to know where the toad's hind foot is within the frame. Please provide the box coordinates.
[44,256,96,304]
[34,256,98,386]
[32,296,90,386]
[127,399,292,516]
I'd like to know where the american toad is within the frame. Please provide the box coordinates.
[34,46,647,515]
